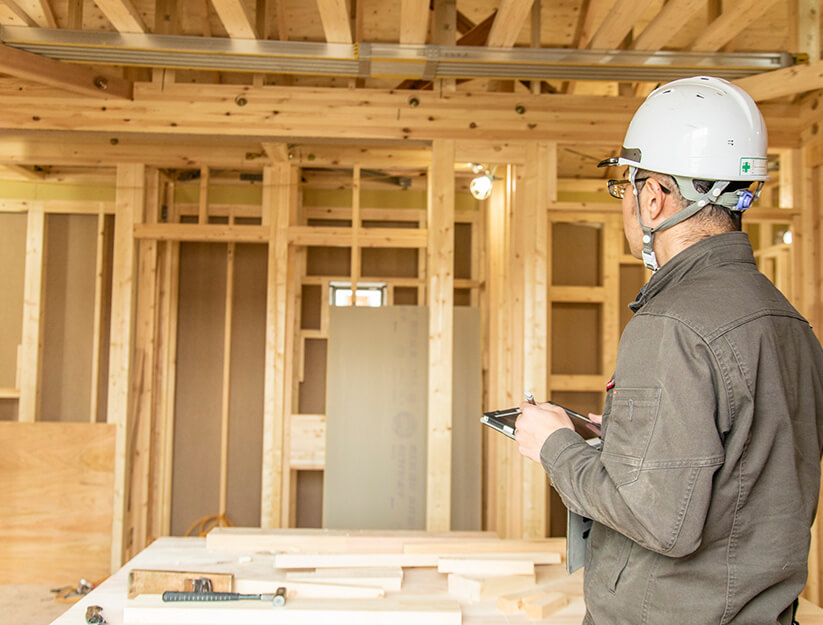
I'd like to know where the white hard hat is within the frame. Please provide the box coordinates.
[615,76,768,181]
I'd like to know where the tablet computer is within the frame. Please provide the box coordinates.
[481,401,600,440]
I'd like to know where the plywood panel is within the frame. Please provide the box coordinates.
[0,213,25,391]
[361,248,419,278]
[227,244,267,528]
[171,242,226,536]
[0,422,114,584]
[551,222,601,286]
[41,214,97,422]
[551,303,601,375]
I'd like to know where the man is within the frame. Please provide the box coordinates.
[515,76,823,624]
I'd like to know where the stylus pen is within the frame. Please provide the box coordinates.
[524,391,536,405]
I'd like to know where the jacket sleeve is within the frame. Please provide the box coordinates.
[542,314,726,558]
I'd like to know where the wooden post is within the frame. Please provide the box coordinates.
[89,204,108,423]
[261,162,293,528]
[351,166,361,302]
[18,203,46,423]
[219,231,236,518]
[521,142,552,538]
[426,139,455,531]
[108,163,145,570]
[198,166,209,224]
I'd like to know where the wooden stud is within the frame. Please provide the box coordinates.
[434,0,457,92]
[89,206,107,423]
[426,139,455,532]
[351,166,361,302]
[108,163,145,570]
[198,167,209,225]
[219,238,235,517]
[18,203,46,423]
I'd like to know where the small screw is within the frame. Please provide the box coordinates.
[408,96,420,108]
[235,96,248,106]
[93,76,108,90]
[515,104,526,115]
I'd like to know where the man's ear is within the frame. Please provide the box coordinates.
[640,178,668,224]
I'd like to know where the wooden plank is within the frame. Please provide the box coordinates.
[198,166,209,224]
[0,1,37,26]
[351,165,361,299]
[124,595,462,625]
[587,0,655,50]
[316,0,352,43]
[108,163,145,570]
[487,0,535,48]
[0,43,132,100]
[427,139,455,532]
[285,568,403,591]
[602,214,622,389]
[89,208,107,423]
[690,0,782,52]
[17,203,45,423]
[0,422,115,584]
[734,61,823,102]
[796,0,821,63]
[127,569,234,599]
[631,0,705,50]
[134,223,269,243]
[274,552,440,568]
[497,582,564,614]
[236,578,385,598]
[291,226,428,248]
[447,573,536,602]
[289,413,324,469]
[218,241,235,517]
[7,0,56,27]
[206,526,495,553]
[93,0,147,32]
[210,0,257,39]
[404,538,565,554]
[261,163,293,527]
[437,553,560,575]
[523,590,568,619]
[400,0,430,44]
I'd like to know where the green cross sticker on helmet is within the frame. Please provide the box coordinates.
[740,157,767,177]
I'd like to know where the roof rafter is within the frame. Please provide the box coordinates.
[734,60,823,102]
[586,0,656,50]
[316,0,352,44]
[0,42,133,99]
[210,0,257,39]
[631,0,705,51]
[487,0,535,48]
[92,0,147,33]
[690,0,782,52]
[0,1,37,26]
[8,0,56,28]
[400,0,430,44]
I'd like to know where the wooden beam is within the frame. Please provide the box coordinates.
[108,163,144,569]
[487,0,535,48]
[426,138,455,532]
[67,0,83,29]
[0,164,44,180]
[0,43,133,100]
[210,0,257,39]
[631,0,706,51]
[6,0,56,27]
[93,0,147,32]
[690,0,782,52]
[0,1,37,26]
[734,61,823,102]
[587,0,656,50]
[400,0,430,44]
[316,0,352,43]
[218,240,235,517]
[261,163,293,527]
[796,0,821,62]
[17,203,45,423]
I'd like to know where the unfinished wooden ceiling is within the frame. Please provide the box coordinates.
[0,0,815,184]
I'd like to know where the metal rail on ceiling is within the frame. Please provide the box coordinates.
[0,26,794,83]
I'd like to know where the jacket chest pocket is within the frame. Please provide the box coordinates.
[600,387,661,487]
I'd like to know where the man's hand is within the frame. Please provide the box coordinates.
[514,402,575,464]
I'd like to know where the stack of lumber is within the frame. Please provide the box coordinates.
[123,528,572,624]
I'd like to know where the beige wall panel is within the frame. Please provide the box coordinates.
[0,213,25,420]
[361,248,419,278]
[455,223,472,280]
[306,247,351,277]
[551,223,601,286]
[323,306,481,531]
[298,339,327,415]
[171,242,226,535]
[41,214,97,422]
[551,303,601,375]
[226,244,267,528]
[0,422,114,583]
[301,285,322,330]
[619,264,647,333]
[296,469,324,528]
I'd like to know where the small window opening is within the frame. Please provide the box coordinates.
[329,281,387,307]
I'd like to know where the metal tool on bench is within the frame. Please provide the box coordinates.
[162,586,287,607]
[85,605,107,625]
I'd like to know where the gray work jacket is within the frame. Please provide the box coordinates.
[541,232,823,624]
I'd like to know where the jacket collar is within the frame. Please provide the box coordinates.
[629,231,757,313]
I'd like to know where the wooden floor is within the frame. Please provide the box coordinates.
[0,585,72,625]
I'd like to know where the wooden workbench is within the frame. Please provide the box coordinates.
[46,531,823,624]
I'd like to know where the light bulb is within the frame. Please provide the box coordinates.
[470,174,494,200]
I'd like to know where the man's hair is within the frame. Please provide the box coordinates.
[637,169,743,235]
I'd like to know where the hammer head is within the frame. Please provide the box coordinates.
[273,586,287,607]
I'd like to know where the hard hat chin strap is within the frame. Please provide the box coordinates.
[629,167,731,272]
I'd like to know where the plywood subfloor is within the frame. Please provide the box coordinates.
[0,584,72,625]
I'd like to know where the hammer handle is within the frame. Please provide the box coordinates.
[162,591,249,602]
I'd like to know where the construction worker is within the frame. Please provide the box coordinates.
[514,76,823,624]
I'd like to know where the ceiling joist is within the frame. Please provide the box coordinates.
[0,42,133,99]
[690,0,782,52]
[587,0,656,50]
[210,0,257,39]
[400,0,430,45]
[92,0,147,33]
[487,0,535,48]
[631,0,705,51]
[8,0,56,28]
[734,60,823,102]
[0,1,37,26]
[316,0,352,44]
